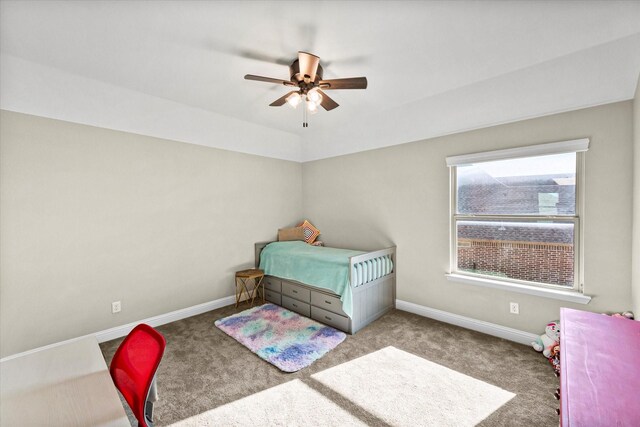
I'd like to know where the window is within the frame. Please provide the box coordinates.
[447,139,588,292]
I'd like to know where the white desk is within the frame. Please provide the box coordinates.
[1,336,130,426]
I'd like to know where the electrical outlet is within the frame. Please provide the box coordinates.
[112,301,121,314]
[509,302,519,314]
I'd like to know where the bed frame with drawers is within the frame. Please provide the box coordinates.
[255,242,396,334]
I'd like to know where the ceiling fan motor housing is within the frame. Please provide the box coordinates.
[290,59,324,93]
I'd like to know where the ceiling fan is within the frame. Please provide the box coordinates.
[244,51,368,127]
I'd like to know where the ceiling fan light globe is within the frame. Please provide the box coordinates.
[307,89,323,104]
[307,100,318,113]
[286,92,302,108]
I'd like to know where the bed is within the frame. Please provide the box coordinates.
[255,241,396,334]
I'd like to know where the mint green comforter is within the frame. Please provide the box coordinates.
[258,241,364,318]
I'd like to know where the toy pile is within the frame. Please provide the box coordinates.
[548,344,561,375]
[532,321,561,374]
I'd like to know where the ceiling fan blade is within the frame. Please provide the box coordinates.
[245,74,296,86]
[317,89,339,111]
[269,91,297,107]
[319,77,368,90]
[298,51,320,82]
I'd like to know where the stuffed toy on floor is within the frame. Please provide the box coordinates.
[532,321,560,358]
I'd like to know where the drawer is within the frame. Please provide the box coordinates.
[282,282,311,302]
[263,276,281,292]
[311,306,350,332]
[311,291,347,316]
[281,295,311,317]
[264,289,281,305]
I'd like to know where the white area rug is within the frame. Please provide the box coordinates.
[312,346,515,427]
[169,379,367,427]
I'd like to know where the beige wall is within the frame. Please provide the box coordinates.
[303,101,634,333]
[0,110,302,357]
[2,98,635,356]
[633,75,640,318]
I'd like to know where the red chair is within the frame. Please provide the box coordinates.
[110,324,166,427]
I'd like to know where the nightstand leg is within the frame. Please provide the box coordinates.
[235,278,250,308]
[257,276,265,304]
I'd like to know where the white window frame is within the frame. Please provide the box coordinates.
[446,139,591,304]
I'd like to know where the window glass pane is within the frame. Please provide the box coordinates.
[456,220,574,287]
[457,153,576,215]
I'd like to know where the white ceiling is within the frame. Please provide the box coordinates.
[1,1,640,161]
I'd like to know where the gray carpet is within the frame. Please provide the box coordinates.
[100,305,559,426]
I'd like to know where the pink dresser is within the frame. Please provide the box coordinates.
[559,308,640,426]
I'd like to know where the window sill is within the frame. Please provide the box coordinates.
[445,273,592,304]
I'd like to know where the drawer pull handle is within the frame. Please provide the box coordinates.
[325,300,332,304]
[293,304,298,308]
[324,316,332,321]
[292,289,298,293]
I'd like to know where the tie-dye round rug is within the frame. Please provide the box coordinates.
[215,303,347,372]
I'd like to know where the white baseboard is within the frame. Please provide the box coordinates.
[3,296,536,362]
[1,295,235,362]
[396,299,538,346]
